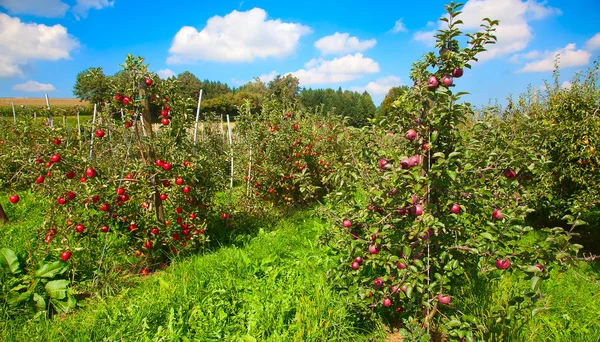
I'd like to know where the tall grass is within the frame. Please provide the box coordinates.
[0,213,386,341]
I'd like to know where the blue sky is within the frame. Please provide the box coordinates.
[0,0,599,107]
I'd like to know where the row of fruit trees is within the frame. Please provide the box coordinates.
[1,2,598,339]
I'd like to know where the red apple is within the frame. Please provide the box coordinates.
[159,194,167,201]
[65,171,75,179]
[175,177,184,185]
[122,96,131,105]
[373,278,384,289]
[495,259,511,270]
[342,219,352,228]
[60,251,72,261]
[101,225,109,233]
[351,262,360,270]
[405,129,417,141]
[144,241,153,249]
[452,68,464,78]
[67,191,76,200]
[161,118,170,126]
[75,224,84,233]
[441,76,453,87]
[411,204,423,216]
[183,185,191,193]
[85,167,97,178]
[163,163,172,171]
[9,195,20,204]
[50,154,61,163]
[383,298,392,307]
[355,256,363,263]
[35,176,45,184]
[428,75,439,89]
[151,227,159,235]
[397,261,407,269]
[369,244,379,255]
[450,203,461,214]
[116,187,125,196]
[57,196,66,205]
[95,129,105,138]
[145,78,153,86]
[438,293,451,305]
[492,209,504,220]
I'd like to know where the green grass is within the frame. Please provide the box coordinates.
[0,213,386,341]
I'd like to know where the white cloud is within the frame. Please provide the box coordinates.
[509,50,542,63]
[13,80,55,92]
[0,0,69,17]
[586,33,600,51]
[289,53,379,85]
[561,81,572,89]
[390,18,408,33]
[314,32,376,55]
[72,0,114,19]
[517,43,591,72]
[456,0,562,61]
[525,0,562,19]
[414,0,563,60]
[167,8,311,63]
[350,76,402,96]
[157,68,175,79]
[413,30,436,47]
[0,13,79,78]
[258,70,277,83]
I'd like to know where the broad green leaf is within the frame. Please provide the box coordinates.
[0,248,21,274]
[45,279,69,299]
[35,261,68,278]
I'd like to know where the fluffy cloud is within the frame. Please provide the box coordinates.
[516,43,591,72]
[413,30,436,46]
[0,0,69,17]
[458,0,561,61]
[72,0,115,19]
[0,0,112,18]
[314,32,376,55]
[258,70,277,83]
[167,8,311,63]
[12,80,55,92]
[0,13,79,78]
[414,0,561,61]
[390,18,408,33]
[561,81,572,89]
[289,53,379,85]
[586,33,600,51]
[157,68,176,79]
[350,76,402,96]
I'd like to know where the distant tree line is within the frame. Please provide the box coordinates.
[72,66,403,126]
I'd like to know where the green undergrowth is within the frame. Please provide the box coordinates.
[0,212,386,341]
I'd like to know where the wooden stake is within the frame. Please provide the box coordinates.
[227,115,234,221]
[45,94,53,128]
[11,102,16,124]
[192,89,203,156]
[89,104,97,159]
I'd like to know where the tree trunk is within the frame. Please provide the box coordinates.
[138,84,165,223]
[0,202,9,224]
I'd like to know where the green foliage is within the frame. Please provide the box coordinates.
[0,215,386,341]
[72,67,111,105]
[299,88,376,126]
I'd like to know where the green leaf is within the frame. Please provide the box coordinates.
[33,293,46,309]
[45,279,69,299]
[0,248,21,274]
[531,276,541,291]
[447,170,457,181]
[480,232,496,241]
[35,261,68,278]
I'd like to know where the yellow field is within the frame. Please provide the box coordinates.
[0,98,88,107]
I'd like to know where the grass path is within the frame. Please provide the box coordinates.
[0,213,385,341]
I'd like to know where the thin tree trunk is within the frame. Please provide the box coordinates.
[139,84,164,223]
[0,202,8,224]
